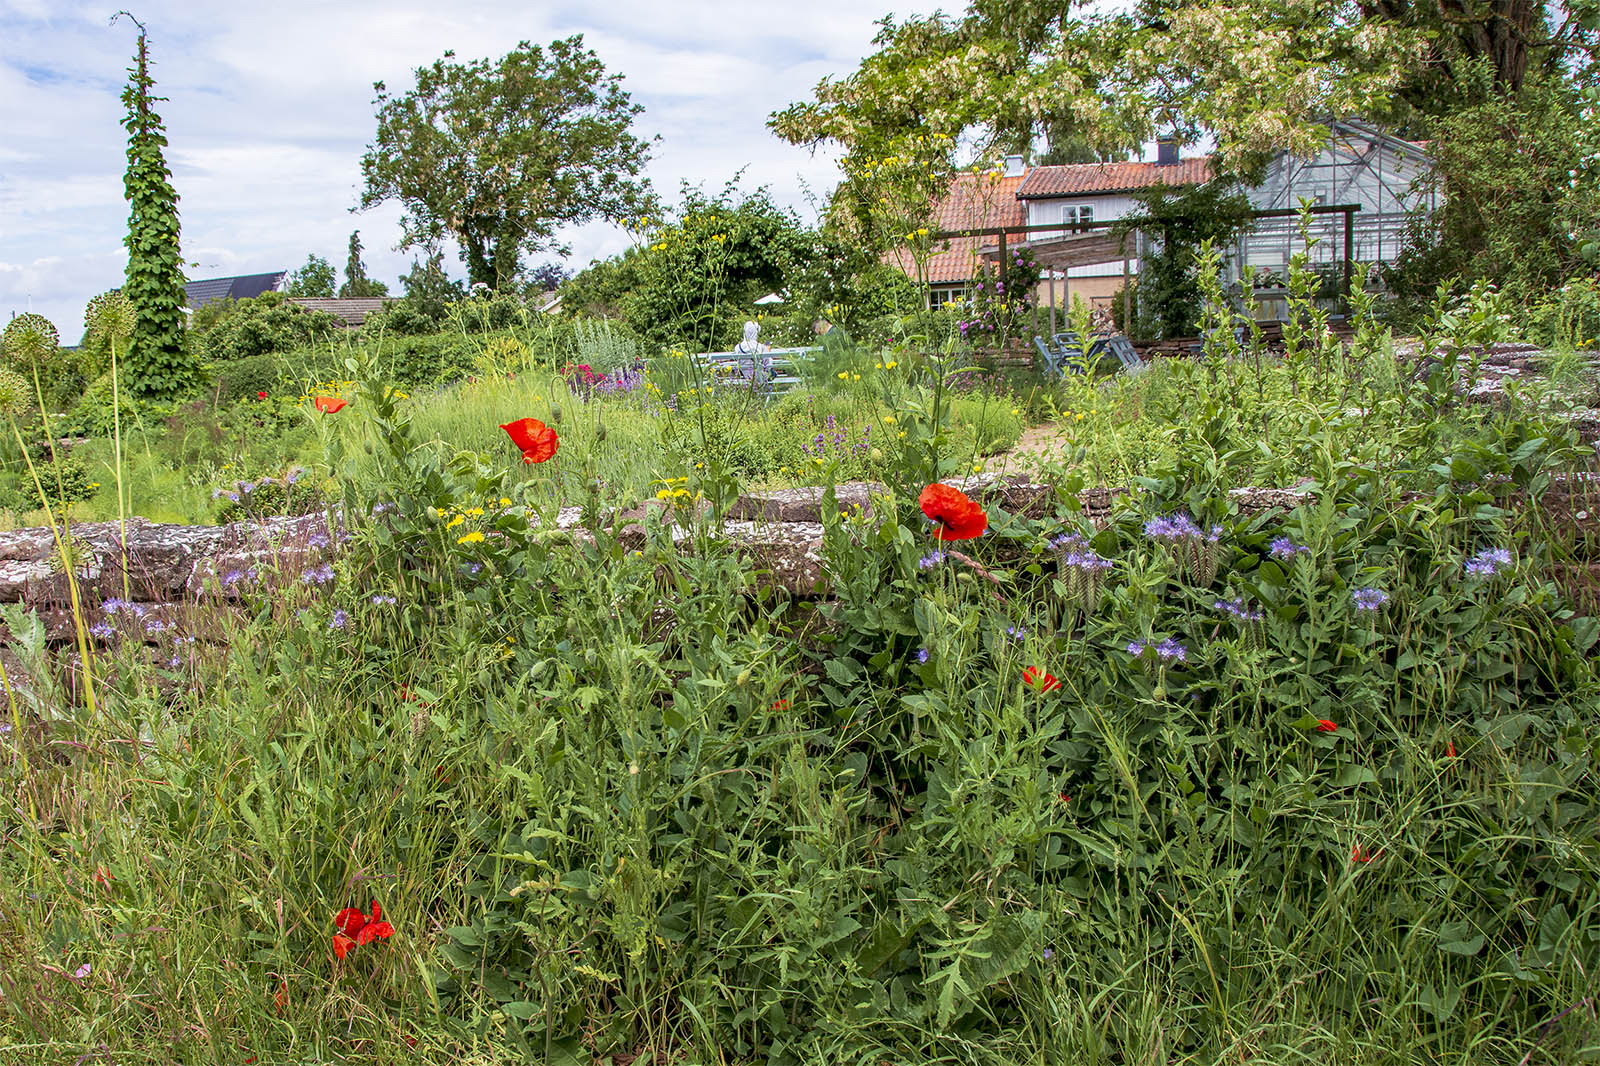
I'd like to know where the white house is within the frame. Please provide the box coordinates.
[902,121,1435,316]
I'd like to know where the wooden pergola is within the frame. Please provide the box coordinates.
[931,203,1362,339]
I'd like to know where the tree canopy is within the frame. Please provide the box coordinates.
[359,36,654,291]
[771,0,1598,175]
[285,254,336,298]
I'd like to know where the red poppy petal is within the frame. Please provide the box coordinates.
[369,901,381,922]
[334,908,367,938]
[356,920,394,946]
[500,417,546,453]
[313,396,347,413]
[332,933,355,960]
[919,483,987,540]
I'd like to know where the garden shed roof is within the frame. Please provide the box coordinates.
[285,297,394,326]
[183,271,287,309]
[1015,157,1214,199]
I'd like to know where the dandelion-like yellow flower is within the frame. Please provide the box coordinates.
[445,514,465,529]
[456,531,485,545]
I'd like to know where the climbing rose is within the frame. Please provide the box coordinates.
[918,484,987,541]
[313,396,346,413]
[332,900,393,960]
[1022,666,1060,692]
[1316,719,1338,733]
[500,417,559,464]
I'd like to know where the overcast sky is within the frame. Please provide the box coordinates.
[0,0,922,340]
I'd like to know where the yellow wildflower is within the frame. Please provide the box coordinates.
[445,514,465,529]
[456,531,485,545]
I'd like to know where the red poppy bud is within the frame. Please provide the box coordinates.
[1446,741,1456,758]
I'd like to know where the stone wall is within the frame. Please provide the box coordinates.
[1,472,1595,646]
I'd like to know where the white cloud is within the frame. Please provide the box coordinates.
[0,1,901,337]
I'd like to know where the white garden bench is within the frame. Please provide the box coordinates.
[692,346,820,400]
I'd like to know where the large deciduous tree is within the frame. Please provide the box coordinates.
[771,0,1597,175]
[115,14,202,401]
[358,37,653,291]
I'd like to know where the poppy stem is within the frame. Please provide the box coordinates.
[944,549,1007,603]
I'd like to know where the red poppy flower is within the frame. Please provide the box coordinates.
[257,391,268,400]
[773,698,790,710]
[313,396,347,414]
[500,417,559,464]
[1023,666,1060,692]
[1351,845,1381,864]
[918,483,987,541]
[332,900,393,960]
[1315,719,1338,733]
[92,865,112,889]
[1446,741,1457,759]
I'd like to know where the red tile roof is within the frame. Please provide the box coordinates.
[888,171,1029,285]
[1015,157,1213,199]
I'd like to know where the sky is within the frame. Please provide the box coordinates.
[0,0,923,340]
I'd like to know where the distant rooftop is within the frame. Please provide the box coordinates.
[285,297,394,327]
[183,271,286,310]
[1015,157,1214,199]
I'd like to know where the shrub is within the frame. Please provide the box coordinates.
[197,292,342,363]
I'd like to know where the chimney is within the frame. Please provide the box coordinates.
[1002,154,1026,177]
[1156,138,1180,166]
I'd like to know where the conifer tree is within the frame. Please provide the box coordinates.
[339,231,388,298]
[116,14,200,400]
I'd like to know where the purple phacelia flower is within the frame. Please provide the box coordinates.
[1269,536,1309,561]
[919,550,946,570]
[1464,546,1512,577]
[1351,587,1389,611]
[329,609,349,631]
[1155,637,1187,663]
[1215,597,1265,622]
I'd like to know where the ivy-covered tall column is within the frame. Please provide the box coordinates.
[117,15,201,400]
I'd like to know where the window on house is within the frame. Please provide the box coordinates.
[1063,205,1095,232]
